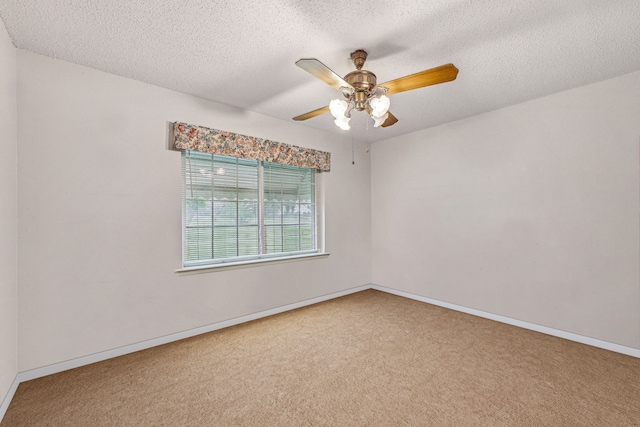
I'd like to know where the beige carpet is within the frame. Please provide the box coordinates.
[2,290,639,426]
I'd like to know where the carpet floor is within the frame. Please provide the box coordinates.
[2,289,639,426]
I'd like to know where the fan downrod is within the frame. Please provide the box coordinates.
[350,49,368,70]
[345,50,377,110]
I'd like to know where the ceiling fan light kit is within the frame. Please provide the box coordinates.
[293,49,459,131]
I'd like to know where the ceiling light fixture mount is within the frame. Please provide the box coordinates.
[293,49,459,132]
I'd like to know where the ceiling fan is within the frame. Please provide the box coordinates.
[293,49,458,130]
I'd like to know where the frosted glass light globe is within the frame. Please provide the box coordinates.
[329,99,348,119]
[372,112,389,127]
[334,115,351,130]
[369,95,390,117]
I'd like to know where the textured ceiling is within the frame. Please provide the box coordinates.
[1,0,640,143]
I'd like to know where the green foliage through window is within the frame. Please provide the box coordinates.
[182,151,317,266]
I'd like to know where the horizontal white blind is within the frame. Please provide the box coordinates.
[182,151,317,267]
[263,161,316,254]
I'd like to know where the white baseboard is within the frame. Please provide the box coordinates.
[0,284,369,422]
[3,283,639,422]
[371,284,640,358]
[0,376,21,422]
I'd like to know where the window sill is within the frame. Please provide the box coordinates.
[175,252,330,275]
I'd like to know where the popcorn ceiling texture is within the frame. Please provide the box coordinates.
[1,0,639,143]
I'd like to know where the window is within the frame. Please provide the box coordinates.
[182,150,318,267]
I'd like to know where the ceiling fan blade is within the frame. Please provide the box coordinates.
[381,111,399,127]
[296,58,351,90]
[293,105,330,121]
[380,64,459,95]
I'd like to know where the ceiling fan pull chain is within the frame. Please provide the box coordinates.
[352,133,355,165]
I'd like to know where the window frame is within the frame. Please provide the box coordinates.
[178,151,324,271]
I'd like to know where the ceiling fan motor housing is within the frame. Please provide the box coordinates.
[345,70,377,110]
[345,49,377,110]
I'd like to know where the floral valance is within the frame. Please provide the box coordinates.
[173,121,331,172]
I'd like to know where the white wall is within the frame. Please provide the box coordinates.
[371,71,640,349]
[17,50,371,371]
[12,43,639,378]
[0,19,18,403]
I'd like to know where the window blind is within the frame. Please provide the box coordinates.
[183,151,317,267]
